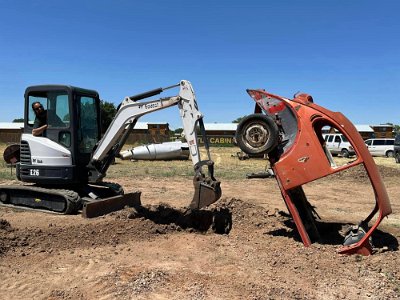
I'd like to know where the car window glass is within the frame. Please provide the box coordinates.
[365,140,372,146]
[328,136,333,142]
[334,136,341,143]
[374,140,385,146]
[386,140,394,145]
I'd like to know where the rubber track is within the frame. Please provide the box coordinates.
[0,185,80,214]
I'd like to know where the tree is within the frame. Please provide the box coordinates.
[174,128,184,134]
[232,116,247,123]
[394,124,400,133]
[100,100,117,133]
[13,118,24,122]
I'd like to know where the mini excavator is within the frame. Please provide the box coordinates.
[0,80,221,216]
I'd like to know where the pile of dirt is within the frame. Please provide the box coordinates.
[322,164,399,183]
[112,201,232,234]
[0,218,14,255]
[0,199,283,258]
[0,190,399,299]
[2,197,395,259]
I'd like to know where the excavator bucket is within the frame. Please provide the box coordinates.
[190,177,221,209]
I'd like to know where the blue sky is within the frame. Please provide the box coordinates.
[1,1,399,129]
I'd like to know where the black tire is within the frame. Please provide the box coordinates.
[395,153,400,163]
[386,150,394,158]
[341,149,350,158]
[0,190,9,204]
[235,114,279,155]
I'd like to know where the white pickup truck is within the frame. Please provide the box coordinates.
[323,133,355,157]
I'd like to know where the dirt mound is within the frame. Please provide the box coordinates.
[112,201,232,234]
[322,164,399,183]
[0,191,399,299]
[0,218,11,230]
[0,198,280,258]
[0,218,14,255]
[0,198,396,258]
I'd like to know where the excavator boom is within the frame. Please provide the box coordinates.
[88,80,221,210]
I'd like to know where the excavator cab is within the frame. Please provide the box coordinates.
[18,85,101,185]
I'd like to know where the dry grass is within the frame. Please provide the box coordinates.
[107,146,270,180]
[0,142,399,182]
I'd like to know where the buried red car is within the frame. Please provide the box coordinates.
[235,89,392,255]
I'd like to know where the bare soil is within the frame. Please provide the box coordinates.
[0,158,399,299]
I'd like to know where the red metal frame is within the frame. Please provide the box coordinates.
[247,90,392,255]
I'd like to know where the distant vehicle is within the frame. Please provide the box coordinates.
[393,134,400,163]
[323,133,355,157]
[364,138,394,157]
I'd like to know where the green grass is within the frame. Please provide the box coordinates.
[0,143,18,180]
[0,167,16,180]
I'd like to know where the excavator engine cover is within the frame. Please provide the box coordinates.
[235,89,392,255]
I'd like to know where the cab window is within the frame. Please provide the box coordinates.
[28,92,69,128]
[78,96,99,153]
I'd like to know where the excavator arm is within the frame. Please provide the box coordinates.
[88,80,221,209]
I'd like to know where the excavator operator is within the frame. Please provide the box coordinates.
[32,101,48,136]
[32,101,66,136]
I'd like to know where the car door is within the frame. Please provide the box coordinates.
[365,139,374,155]
[325,135,336,154]
[373,140,385,156]
[332,135,342,154]
[385,139,394,157]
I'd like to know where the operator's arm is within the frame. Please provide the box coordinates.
[32,124,48,136]
[32,117,47,136]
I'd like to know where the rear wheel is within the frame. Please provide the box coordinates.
[235,114,279,155]
[341,149,350,158]
[0,190,9,204]
[395,152,400,163]
[386,150,394,158]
